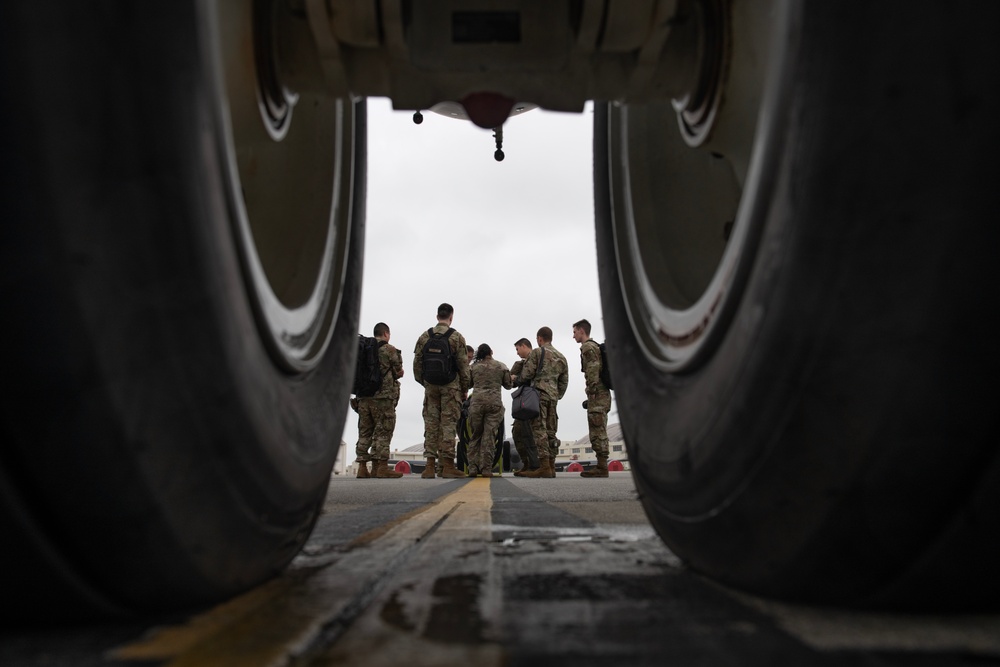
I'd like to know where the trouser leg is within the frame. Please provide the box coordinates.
[545,401,560,460]
[355,400,375,462]
[422,387,441,460]
[371,399,396,462]
[587,408,610,459]
[437,386,463,461]
[481,405,503,472]
[514,419,539,468]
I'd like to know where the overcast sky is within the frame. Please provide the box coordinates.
[340,97,617,455]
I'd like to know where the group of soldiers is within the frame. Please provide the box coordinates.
[353,302,613,479]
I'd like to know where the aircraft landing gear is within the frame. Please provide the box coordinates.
[493,125,504,161]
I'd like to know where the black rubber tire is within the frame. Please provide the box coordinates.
[595,2,1000,609]
[0,3,364,619]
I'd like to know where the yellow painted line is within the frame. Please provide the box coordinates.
[431,476,493,533]
[311,478,502,667]
[109,479,495,667]
[107,576,297,662]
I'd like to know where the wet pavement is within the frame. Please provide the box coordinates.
[3,473,1000,666]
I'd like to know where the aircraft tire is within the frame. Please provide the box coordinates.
[0,1,364,619]
[594,0,1000,609]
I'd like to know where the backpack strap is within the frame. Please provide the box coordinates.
[429,327,454,340]
[531,346,546,387]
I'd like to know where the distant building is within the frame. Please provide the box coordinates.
[341,441,426,477]
[334,440,349,475]
[373,423,629,474]
[394,442,427,463]
[556,422,627,469]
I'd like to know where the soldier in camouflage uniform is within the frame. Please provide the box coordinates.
[512,326,568,478]
[573,319,612,478]
[355,322,405,479]
[467,343,511,477]
[546,343,569,461]
[510,338,540,475]
[413,303,471,479]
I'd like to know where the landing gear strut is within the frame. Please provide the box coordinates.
[493,125,504,162]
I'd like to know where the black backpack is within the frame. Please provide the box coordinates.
[353,335,385,397]
[599,341,614,391]
[422,328,456,385]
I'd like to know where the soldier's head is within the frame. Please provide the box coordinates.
[475,343,492,362]
[572,319,591,343]
[466,344,475,364]
[374,322,390,342]
[437,302,454,324]
[514,338,532,359]
[536,326,553,347]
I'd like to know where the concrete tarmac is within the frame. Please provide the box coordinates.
[3,473,1000,666]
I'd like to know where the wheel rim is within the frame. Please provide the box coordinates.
[211,0,353,372]
[608,0,788,372]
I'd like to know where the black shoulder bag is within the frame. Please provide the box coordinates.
[511,347,545,420]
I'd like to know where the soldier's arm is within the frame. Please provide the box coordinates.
[500,362,512,390]
[456,333,471,393]
[557,360,569,399]
[510,359,523,386]
[378,346,391,379]
[412,336,424,385]
[389,345,404,379]
[520,349,539,385]
[396,349,405,378]
[583,344,601,394]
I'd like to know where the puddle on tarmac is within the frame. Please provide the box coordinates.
[493,524,658,547]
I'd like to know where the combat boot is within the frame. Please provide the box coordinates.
[374,460,403,478]
[421,457,436,479]
[356,461,370,478]
[580,455,609,478]
[438,458,467,479]
[519,458,552,478]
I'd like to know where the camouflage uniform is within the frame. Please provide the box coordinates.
[580,339,611,458]
[467,357,511,474]
[414,324,471,461]
[509,358,539,469]
[515,344,568,463]
[547,346,569,459]
[355,341,404,463]
[391,347,402,407]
